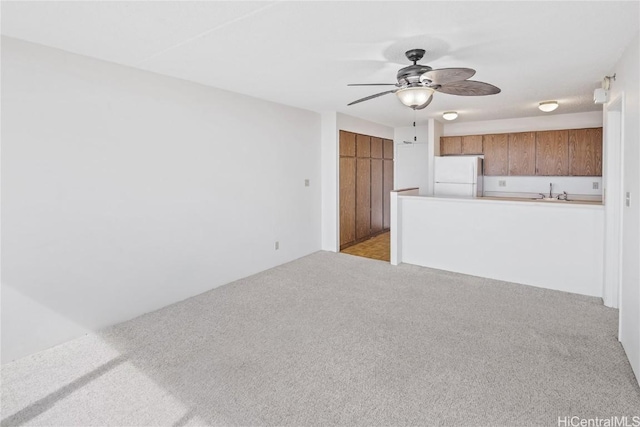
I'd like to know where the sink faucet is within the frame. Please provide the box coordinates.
[557,191,569,200]
[538,193,546,199]
[549,182,553,199]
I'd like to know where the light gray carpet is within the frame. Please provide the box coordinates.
[2,251,639,426]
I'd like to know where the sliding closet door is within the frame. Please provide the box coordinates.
[355,135,371,240]
[370,137,384,234]
[340,157,356,246]
[339,131,357,248]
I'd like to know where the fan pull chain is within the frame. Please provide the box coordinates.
[413,110,417,143]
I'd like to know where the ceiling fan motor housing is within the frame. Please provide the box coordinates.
[397,64,433,85]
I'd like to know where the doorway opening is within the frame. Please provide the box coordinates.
[338,130,394,262]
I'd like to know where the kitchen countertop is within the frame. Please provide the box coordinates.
[480,196,603,205]
[397,194,604,208]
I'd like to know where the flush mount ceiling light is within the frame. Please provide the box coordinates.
[442,111,458,121]
[396,86,435,108]
[538,101,559,112]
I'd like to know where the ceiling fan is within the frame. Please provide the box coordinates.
[347,48,501,110]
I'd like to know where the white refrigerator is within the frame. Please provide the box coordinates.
[434,156,484,197]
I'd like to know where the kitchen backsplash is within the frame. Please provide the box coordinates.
[483,176,603,201]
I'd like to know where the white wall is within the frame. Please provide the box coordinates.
[483,176,602,200]
[1,37,322,362]
[608,32,640,381]
[394,124,430,195]
[336,113,394,140]
[395,196,605,298]
[320,112,393,252]
[320,112,339,252]
[428,119,444,196]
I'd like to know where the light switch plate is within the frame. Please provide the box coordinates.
[626,192,630,207]
[498,180,507,187]
[593,182,599,190]
[304,179,310,187]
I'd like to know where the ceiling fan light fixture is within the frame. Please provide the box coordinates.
[538,101,559,112]
[396,87,435,108]
[442,111,458,121]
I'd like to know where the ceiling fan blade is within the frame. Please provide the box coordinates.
[347,83,398,86]
[436,80,501,96]
[421,68,476,85]
[347,89,398,106]
[413,95,434,110]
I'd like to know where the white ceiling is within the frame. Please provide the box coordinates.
[2,1,638,127]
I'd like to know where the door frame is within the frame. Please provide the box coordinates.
[602,93,624,313]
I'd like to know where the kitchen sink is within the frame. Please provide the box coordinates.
[531,197,568,202]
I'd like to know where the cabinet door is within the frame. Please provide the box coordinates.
[370,159,383,233]
[339,157,356,247]
[339,130,356,157]
[569,128,603,176]
[356,134,371,158]
[536,130,568,176]
[440,136,462,155]
[355,158,371,239]
[383,159,393,230]
[483,134,509,175]
[371,137,383,159]
[508,132,536,176]
[383,139,394,159]
[462,135,483,154]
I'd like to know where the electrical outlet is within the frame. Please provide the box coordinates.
[498,180,507,187]
[275,241,279,250]
[593,182,599,190]
[305,179,310,187]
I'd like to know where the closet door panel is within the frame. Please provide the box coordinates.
[355,158,371,239]
[339,157,356,247]
[371,159,383,233]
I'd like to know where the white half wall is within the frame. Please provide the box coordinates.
[1,37,322,362]
[395,196,605,298]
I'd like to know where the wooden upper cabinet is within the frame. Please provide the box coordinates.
[508,132,536,176]
[383,139,394,159]
[339,130,356,157]
[483,134,509,176]
[569,128,603,176]
[356,134,371,158]
[440,136,462,155]
[462,135,483,154]
[371,137,383,159]
[536,130,569,176]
